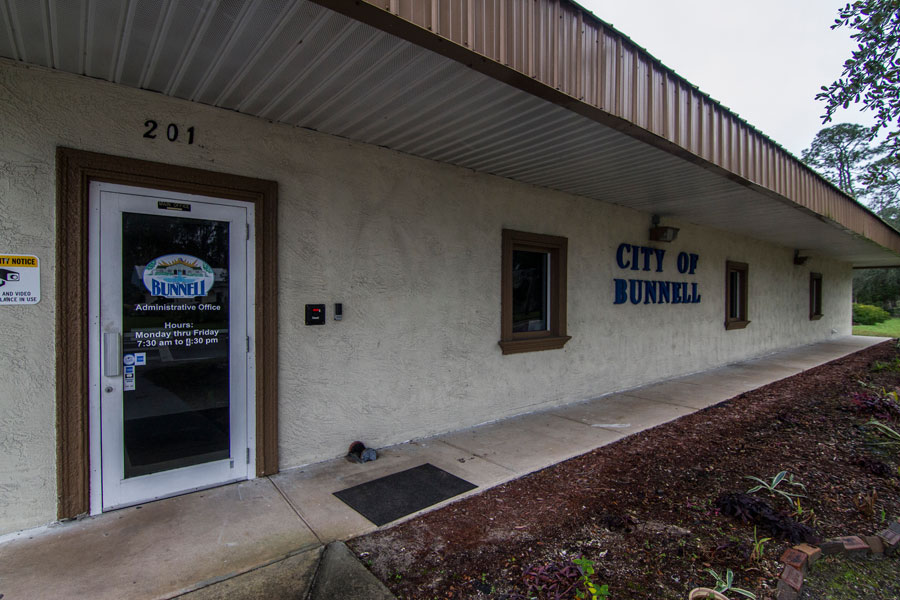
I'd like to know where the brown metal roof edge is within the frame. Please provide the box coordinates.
[564,0,900,239]
[572,1,900,257]
[311,0,900,260]
[564,1,798,157]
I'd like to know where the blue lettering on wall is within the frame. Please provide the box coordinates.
[677,252,689,274]
[654,248,665,272]
[616,243,630,270]
[614,278,628,304]
[676,251,700,274]
[613,279,702,305]
[644,280,657,304]
[659,281,671,303]
[630,279,643,304]
[616,243,667,272]
[612,243,701,306]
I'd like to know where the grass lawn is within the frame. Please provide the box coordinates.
[854,318,900,337]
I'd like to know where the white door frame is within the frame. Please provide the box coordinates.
[88,182,256,513]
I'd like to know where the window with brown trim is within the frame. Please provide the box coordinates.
[810,272,823,320]
[725,260,750,330]
[500,229,571,354]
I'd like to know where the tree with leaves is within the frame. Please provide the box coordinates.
[854,204,900,306]
[800,123,897,208]
[800,123,900,210]
[862,153,900,211]
[802,123,900,309]
[817,0,900,150]
[854,267,900,305]
[801,123,878,196]
[815,2,900,309]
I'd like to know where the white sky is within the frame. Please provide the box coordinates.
[575,0,877,157]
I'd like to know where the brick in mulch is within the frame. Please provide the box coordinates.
[877,528,900,555]
[780,548,808,573]
[818,539,847,555]
[794,543,822,566]
[838,535,870,557]
[776,580,799,600]
[780,564,804,591]
[889,521,900,535]
[864,535,886,559]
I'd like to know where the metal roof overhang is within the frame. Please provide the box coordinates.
[2,0,898,267]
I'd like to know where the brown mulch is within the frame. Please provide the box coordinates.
[349,341,900,599]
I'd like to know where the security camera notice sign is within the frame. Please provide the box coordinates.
[0,254,40,305]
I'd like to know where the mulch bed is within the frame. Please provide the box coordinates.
[349,341,900,599]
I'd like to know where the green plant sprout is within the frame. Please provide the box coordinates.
[573,557,610,600]
[706,568,756,599]
[750,526,771,563]
[867,419,900,446]
[745,470,806,508]
[869,358,900,373]
[792,498,818,526]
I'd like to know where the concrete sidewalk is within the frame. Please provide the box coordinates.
[0,336,887,599]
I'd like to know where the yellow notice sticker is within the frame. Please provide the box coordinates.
[0,254,40,305]
[0,255,38,267]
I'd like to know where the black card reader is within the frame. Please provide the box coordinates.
[305,304,326,325]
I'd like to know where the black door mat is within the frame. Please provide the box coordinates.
[333,463,477,526]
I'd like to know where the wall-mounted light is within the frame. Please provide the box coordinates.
[793,250,809,265]
[649,214,679,243]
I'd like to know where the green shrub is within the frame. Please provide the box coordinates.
[853,303,891,325]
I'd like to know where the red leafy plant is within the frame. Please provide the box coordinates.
[510,555,607,600]
[847,388,900,422]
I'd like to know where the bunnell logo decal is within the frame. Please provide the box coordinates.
[142,254,215,298]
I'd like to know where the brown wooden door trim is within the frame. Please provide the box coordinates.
[56,147,279,520]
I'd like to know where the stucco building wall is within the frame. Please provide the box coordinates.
[0,60,852,535]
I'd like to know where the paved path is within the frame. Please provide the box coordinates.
[0,336,886,599]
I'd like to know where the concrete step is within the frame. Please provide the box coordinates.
[175,542,396,600]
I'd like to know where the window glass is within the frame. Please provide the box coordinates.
[728,270,740,319]
[725,261,749,329]
[500,229,570,354]
[810,273,823,319]
[121,212,230,478]
[512,250,549,332]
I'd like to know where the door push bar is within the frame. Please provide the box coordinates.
[103,332,121,377]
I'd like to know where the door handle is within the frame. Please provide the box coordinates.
[103,332,121,377]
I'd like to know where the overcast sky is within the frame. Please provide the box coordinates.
[575,0,876,157]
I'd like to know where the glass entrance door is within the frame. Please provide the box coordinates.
[91,183,253,511]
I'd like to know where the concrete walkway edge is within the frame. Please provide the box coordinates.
[0,336,888,600]
[307,541,397,600]
[175,546,323,599]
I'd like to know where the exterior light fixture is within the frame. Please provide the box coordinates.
[649,214,679,243]
[793,250,809,265]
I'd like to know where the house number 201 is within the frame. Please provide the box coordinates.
[143,120,195,144]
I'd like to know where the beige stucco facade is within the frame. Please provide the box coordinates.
[0,59,852,535]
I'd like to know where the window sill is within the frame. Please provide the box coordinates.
[725,319,750,330]
[499,335,571,355]
[810,314,823,321]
